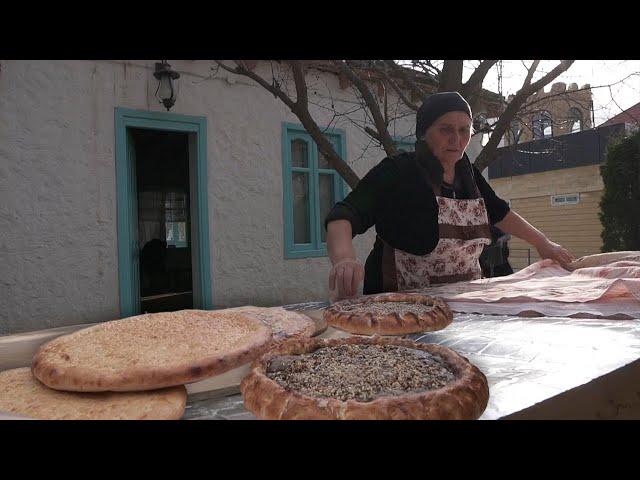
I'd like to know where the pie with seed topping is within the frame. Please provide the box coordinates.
[323,292,453,335]
[240,336,489,420]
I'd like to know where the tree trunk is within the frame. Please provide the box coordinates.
[438,61,464,92]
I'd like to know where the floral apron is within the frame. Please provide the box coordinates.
[380,184,492,291]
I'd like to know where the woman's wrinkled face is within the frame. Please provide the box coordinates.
[424,111,472,165]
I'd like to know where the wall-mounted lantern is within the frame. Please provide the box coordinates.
[154,60,180,111]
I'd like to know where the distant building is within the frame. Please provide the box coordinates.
[598,101,640,133]
[504,82,594,146]
[488,120,626,270]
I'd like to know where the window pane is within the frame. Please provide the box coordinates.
[395,141,415,152]
[569,108,583,133]
[533,111,552,139]
[510,120,522,143]
[318,149,331,169]
[533,122,543,139]
[165,221,187,247]
[318,138,337,169]
[292,139,309,168]
[318,174,335,243]
[570,121,580,133]
[292,172,311,243]
[177,222,187,242]
[165,191,188,248]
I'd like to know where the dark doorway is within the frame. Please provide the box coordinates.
[131,128,193,313]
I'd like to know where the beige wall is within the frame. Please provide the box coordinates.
[490,165,604,270]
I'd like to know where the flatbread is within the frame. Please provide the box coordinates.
[222,306,316,342]
[0,368,186,420]
[32,310,272,392]
[324,292,453,335]
[241,336,489,420]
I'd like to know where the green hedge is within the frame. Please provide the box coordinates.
[598,129,640,252]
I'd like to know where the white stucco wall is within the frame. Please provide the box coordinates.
[0,60,416,334]
[1,61,123,334]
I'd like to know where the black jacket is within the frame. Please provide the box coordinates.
[324,150,510,293]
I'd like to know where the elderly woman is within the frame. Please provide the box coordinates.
[325,91,574,299]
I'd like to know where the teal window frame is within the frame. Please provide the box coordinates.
[115,107,212,318]
[282,123,347,258]
[393,135,416,152]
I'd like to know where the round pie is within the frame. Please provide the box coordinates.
[323,292,453,335]
[220,306,317,342]
[240,336,489,420]
[0,368,187,420]
[32,309,272,392]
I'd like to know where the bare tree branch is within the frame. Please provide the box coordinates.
[523,60,541,88]
[377,65,419,112]
[474,60,575,172]
[218,59,637,184]
[438,60,464,92]
[527,61,573,93]
[288,61,308,110]
[520,72,640,112]
[214,61,296,110]
[383,60,430,102]
[216,60,361,188]
[285,61,360,188]
[336,60,398,157]
[411,60,442,78]
[364,126,382,142]
[462,60,498,95]
[461,60,499,110]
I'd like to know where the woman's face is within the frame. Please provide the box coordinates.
[424,111,472,166]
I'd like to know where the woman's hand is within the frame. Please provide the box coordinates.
[495,211,575,269]
[329,258,364,301]
[535,238,575,269]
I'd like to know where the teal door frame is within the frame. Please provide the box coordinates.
[114,107,212,318]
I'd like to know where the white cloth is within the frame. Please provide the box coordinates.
[414,253,640,319]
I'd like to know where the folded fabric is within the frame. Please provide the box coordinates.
[415,252,640,320]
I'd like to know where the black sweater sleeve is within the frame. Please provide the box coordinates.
[324,158,398,236]
[473,165,510,224]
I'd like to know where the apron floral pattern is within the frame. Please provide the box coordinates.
[393,196,492,290]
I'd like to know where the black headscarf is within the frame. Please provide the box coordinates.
[414,91,473,187]
[415,91,472,138]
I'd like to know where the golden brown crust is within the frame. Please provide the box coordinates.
[323,293,453,335]
[0,368,187,420]
[222,306,316,343]
[240,336,489,420]
[32,310,272,392]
